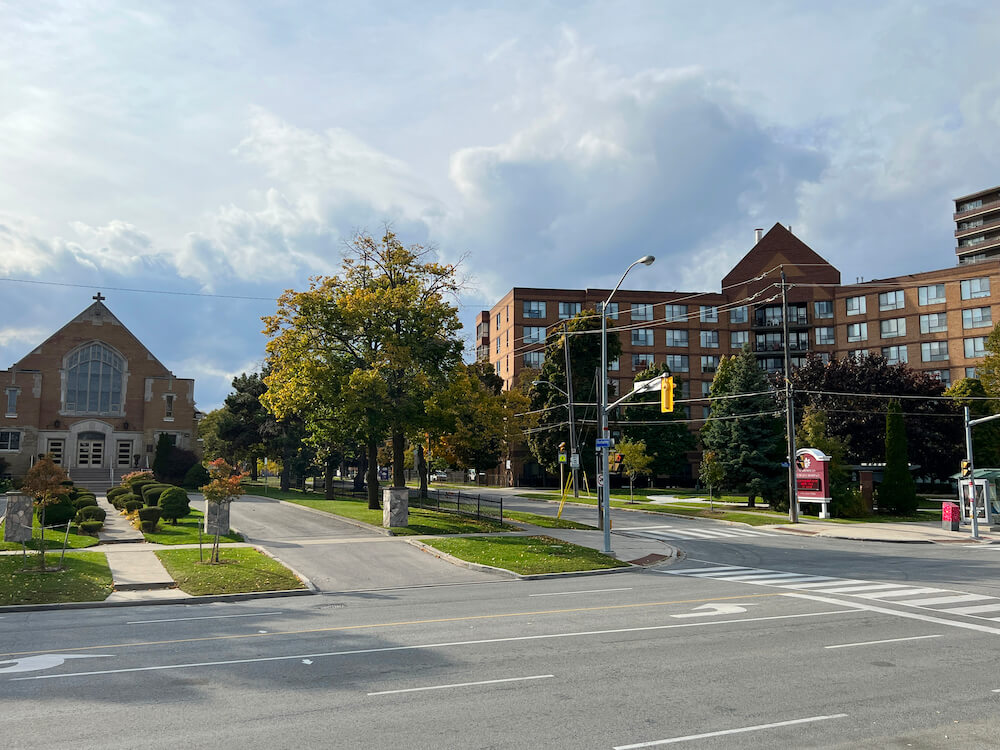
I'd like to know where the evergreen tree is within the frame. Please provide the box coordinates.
[618,362,695,480]
[152,433,173,481]
[879,400,917,515]
[700,346,785,508]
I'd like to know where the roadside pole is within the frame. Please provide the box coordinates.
[781,267,798,523]
[562,323,580,497]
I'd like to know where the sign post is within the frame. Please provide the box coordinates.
[794,448,831,519]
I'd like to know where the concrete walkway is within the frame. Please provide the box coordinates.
[768,519,1000,544]
[96,496,144,544]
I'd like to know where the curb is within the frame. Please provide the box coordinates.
[0,587,314,614]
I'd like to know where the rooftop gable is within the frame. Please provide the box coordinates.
[722,223,841,290]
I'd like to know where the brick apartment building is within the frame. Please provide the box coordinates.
[477,210,1000,484]
[1,295,199,484]
[955,185,1000,264]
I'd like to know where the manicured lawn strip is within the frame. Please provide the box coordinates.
[423,535,628,575]
[142,509,243,545]
[0,519,100,551]
[155,548,304,595]
[503,511,594,530]
[0,552,112,605]
[285,498,509,535]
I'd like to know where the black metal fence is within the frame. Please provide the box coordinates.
[408,488,503,523]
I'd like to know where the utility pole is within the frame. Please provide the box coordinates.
[562,323,580,497]
[781,267,799,523]
[964,405,979,540]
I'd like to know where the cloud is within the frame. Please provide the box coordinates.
[0,325,49,348]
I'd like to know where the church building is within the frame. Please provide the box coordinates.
[0,294,199,486]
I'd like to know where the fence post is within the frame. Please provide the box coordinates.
[499,495,503,523]
[477,494,481,520]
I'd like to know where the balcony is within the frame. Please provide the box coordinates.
[956,234,1000,257]
[954,196,1000,222]
[955,213,1000,238]
[752,314,809,330]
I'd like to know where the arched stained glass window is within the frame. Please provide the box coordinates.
[65,342,125,413]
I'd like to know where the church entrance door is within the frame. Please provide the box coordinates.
[77,433,105,468]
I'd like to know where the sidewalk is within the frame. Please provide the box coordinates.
[767,520,1000,544]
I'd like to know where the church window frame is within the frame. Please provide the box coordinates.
[62,341,127,417]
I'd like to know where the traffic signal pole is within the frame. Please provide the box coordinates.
[964,406,979,540]
[781,267,799,523]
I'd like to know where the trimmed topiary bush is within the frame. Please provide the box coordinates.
[37,496,76,527]
[141,484,171,506]
[107,486,130,500]
[79,520,104,534]
[159,486,191,523]
[75,505,107,523]
[183,463,210,488]
[72,495,98,510]
[114,492,140,510]
[124,499,144,513]
[130,479,156,495]
[137,506,162,532]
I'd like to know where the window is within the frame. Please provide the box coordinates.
[0,430,20,451]
[665,304,688,322]
[731,330,749,349]
[817,352,831,364]
[847,322,868,343]
[558,302,581,319]
[756,332,784,351]
[665,329,689,347]
[665,354,689,373]
[789,331,809,351]
[701,381,712,397]
[848,350,869,361]
[632,353,655,371]
[495,337,500,354]
[760,357,784,373]
[524,351,544,369]
[678,379,690,398]
[5,388,18,417]
[814,300,834,319]
[608,358,620,371]
[600,302,619,320]
[964,337,987,358]
[729,306,748,324]
[65,342,125,414]
[961,277,991,300]
[631,329,654,347]
[845,296,866,315]
[879,290,904,311]
[699,330,719,348]
[523,326,545,344]
[630,303,653,321]
[494,313,500,330]
[815,327,835,345]
[918,284,946,305]
[495,361,500,375]
[927,369,951,387]
[701,355,719,373]
[966,367,979,378]
[702,406,712,420]
[476,321,489,339]
[755,306,783,327]
[921,342,949,362]
[882,345,908,365]
[700,305,718,323]
[523,300,546,318]
[165,394,175,419]
[963,307,992,329]
[880,318,906,339]
[959,199,983,212]
[920,313,948,333]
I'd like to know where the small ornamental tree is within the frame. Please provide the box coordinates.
[22,456,72,570]
[200,458,244,563]
[617,438,653,503]
[699,450,724,511]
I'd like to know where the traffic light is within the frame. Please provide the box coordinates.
[961,459,972,478]
[661,375,674,413]
[559,442,566,452]
[611,453,624,472]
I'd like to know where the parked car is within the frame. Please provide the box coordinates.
[430,471,448,481]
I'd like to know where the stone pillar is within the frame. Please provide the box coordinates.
[3,491,34,542]
[205,502,231,536]
[382,487,409,528]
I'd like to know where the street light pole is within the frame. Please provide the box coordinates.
[600,255,655,556]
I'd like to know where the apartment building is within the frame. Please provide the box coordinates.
[955,185,1000,264]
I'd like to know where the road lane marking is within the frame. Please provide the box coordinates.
[529,588,632,597]
[855,588,944,600]
[939,603,1000,616]
[127,612,283,625]
[613,714,849,748]
[824,634,943,650]
[367,674,553,696]
[786,593,1000,635]
[0,592,785,660]
[901,594,992,607]
[671,603,759,618]
[11,609,857,682]
[815,584,910,594]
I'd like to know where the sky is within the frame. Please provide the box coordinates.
[2,1,999,410]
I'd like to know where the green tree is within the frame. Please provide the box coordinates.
[617,438,653,502]
[152,433,173,481]
[879,400,917,515]
[698,450,724,510]
[22,456,71,570]
[198,407,235,462]
[618,362,695,480]
[946,378,1000,468]
[700,346,785,508]
[796,406,862,517]
[219,372,271,481]
[978,321,1000,397]
[263,229,463,508]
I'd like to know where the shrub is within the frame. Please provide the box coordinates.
[79,520,104,534]
[124,499,144,513]
[113,492,139,510]
[72,495,99,510]
[159,486,191,523]
[137,506,161,532]
[107,486,130,500]
[130,479,156,495]
[37,496,75,527]
[142,484,171,506]
[122,470,155,486]
[75,505,107,523]
[183,462,210,488]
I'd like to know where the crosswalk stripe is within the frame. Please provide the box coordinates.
[681,568,755,577]
[815,583,912,594]
[721,572,807,582]
[901,594,993,607]
[776,579,850,588]
[855,588,944,600]
[940,603,1000,616]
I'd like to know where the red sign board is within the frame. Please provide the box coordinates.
[795,448,831,501]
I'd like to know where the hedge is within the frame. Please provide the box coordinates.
[137,506,161,532]
[75,505,107,524]
[159,486,191,523]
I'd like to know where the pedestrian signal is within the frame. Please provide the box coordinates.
[661,375,674,413]
[611,453,624,472]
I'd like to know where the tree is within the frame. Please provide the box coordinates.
[880,400,917,515]
[219,372,271,481]
[263,229,463,509]
[796,406,862,517]
[617,438,653,502]
[22,456,71,570]
[946,378,1000,468]
[700,346,785,508]
[200,458,244,563]
[526,311,622,479]
[618,362,695,480]
[198,407,236,462]
[699,450,724,510]
[977,321,1000,397]
[788,353,960,481]
[152,433,172,480]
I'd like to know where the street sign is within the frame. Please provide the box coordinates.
[596,472,604,487]
[596,438,612,448]
[570,453,580,469]
[558,452,567,464]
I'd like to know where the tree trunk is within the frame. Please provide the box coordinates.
[280,440,292,492]
[367,437,380,509]
[249,459,259,482]
[324,454,335,500]
[354,449,367,492]
[392,429,405,488]
[416,443,428,498]
[747,494,756,508]
[38,504,46,571]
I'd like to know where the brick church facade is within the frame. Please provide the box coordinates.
[1,295,199,482]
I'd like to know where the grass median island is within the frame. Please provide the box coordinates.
[0,519,100,551]
[423,535,628,575]
[141,509,244,545]
[503,511,595,530]
[0,552,113,605]
[155,548,305,596]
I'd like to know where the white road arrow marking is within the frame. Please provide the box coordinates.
[0,654,112,675]
[671,603,759,619]
[301,659,313,665]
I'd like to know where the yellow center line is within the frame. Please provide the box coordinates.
[0,593,783,658]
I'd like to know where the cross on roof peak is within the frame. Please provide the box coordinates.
[93,292,106,302]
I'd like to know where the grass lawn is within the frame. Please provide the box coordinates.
[0,551,112,605]
[155,548,305,596]
[0,518,100,551]
[423,535,628,575]
[503,510,594,530]
[142,509,244,545]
